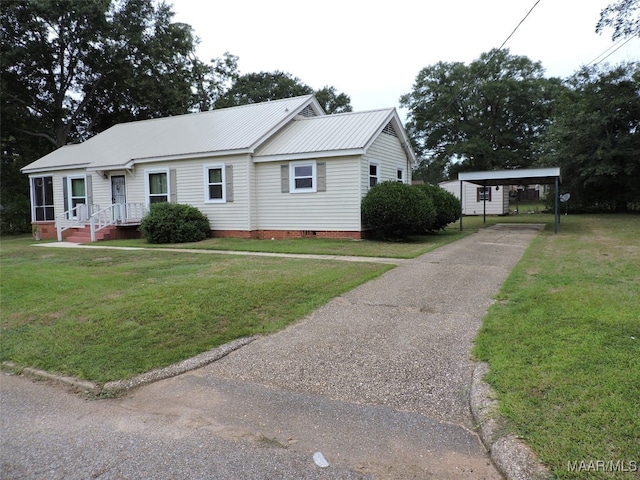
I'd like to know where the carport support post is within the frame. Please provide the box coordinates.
[459,179,463,231]
[554,177,559,234]
[483,182,487,224]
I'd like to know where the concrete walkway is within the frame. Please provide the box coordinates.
[1,225,546,479]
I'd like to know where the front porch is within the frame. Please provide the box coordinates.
[48,203,147,243]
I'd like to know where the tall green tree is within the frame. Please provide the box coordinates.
[539,63,640,211]
[215,71,352,114]
[1,0,237,234]
[401,49,561,182]
[1,0,236,150]
[314,85,352,114]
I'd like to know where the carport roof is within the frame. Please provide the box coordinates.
[458,167,561,186]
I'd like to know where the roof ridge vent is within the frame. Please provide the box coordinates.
[382,121,398,137]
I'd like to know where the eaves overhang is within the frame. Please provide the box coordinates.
[21,162,90,175]
[458,167,561,186]
[252,148,364,163]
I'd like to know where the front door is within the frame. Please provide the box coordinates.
[111,175,126,221]
[111,175,126,204]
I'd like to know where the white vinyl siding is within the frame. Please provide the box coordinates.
[439,181,509,215]
[361,132,411,196]
[68,157,244,231]
[256,158,361,231]
[135,157,251,231]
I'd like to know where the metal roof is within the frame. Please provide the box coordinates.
[21,95,321,174]
[458,167,561,186]
[253,108,416,163]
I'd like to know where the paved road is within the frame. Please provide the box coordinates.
[1,224,544,479]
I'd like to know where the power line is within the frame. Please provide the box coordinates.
[588,36,637,66]
[498,0,543,51]
[483,0,542,66]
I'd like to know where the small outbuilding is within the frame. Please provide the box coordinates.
[439,180,509,216]
[457,167,562,233]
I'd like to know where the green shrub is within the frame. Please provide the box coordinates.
[140,203,210,244]
[361,181,435,239]
[417,183,462,232]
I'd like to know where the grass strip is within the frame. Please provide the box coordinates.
[473,214,640,479]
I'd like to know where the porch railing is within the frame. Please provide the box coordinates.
[56,203,147,242]
[56,204,99,241]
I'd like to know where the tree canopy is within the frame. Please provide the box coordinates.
[1,0,238,152]
[400,49,561,183]
[596,0,640,40]
[538,62,640,211]
[215,71,352,114]
[1,0,240,234]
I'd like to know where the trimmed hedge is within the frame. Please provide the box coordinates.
[140,203,210,244]
[361,181,436,239]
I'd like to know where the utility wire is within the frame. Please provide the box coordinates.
[587,37,626,64]
[497,0,542,52]
[411,0,543,161]
[588,35,636,66]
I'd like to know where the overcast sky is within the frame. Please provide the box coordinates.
[170,0,639,116]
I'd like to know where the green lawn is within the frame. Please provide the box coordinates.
[2,213,637,477]
[96,228,468,259]
[0,237,392,382]
[473,214,640,479]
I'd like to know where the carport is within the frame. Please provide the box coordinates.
[458,167,562,233]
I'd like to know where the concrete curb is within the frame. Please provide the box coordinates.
[2,335,259,397]
[470,362,552,480]
[102,335,259,395]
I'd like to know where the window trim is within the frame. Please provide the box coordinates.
[289,160,317,193]
[31,175,54,221]
[66,175,87,211]
[397,167,405,183]
[145,168,170,206]
[477,186,492,202]
[203,163,226,203]
[369,161,380,188]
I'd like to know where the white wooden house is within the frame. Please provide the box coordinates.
[439,180,509,216]
[22,95,416,241]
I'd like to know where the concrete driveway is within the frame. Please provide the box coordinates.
[1,224,545,479]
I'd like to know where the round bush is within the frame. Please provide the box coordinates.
[417,184,462,232]
[140,203,210,244]
[361,181,435,240]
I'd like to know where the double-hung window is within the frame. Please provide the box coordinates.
[204,164,226,203]
[369,162,380,188]
[147,169,169,204]
[69,177,87,210]
[63,175,89,220]
[290,161,316,193]
[31,176,54,221]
